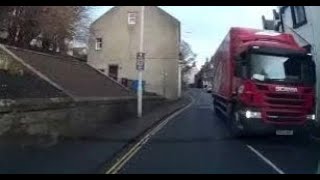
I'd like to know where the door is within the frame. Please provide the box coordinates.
[108,65,118,81]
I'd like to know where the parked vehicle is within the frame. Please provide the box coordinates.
[204,85,212,93]
[206,87,212,94]
[211,27,316,137]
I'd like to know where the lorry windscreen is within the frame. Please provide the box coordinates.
[249,54,315,86]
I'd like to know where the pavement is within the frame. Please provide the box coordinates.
[111,89,320,174]
[1,88,320,174]
[0,93,190,174]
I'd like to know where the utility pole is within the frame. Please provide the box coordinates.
[137,6,145,118]
[178,53,184,98]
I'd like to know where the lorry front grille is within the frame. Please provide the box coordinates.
[265,93,301,100]
[264,93,306,123]
[266,99,304,106]
[265,93,304,106]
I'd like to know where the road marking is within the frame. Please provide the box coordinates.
[246,145,285,174]
[105,93,195,174]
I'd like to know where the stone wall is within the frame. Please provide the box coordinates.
[0,97,164,139]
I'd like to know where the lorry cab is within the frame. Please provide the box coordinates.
[234,45,315,134]
[211,28,316,136]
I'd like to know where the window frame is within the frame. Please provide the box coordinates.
[95,37,103,51]
[290,6,307,29]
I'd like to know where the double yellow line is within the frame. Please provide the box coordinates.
[105,94,195,174]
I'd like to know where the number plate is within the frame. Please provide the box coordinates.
[276,130,294,136]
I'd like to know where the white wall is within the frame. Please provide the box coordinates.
[281,6,320,117]
[281,6,315,47]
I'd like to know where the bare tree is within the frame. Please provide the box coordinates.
[180,40,197,87]
[180,40,197,65]
[180,40,197,74]
[0,6,91,54]
[36,6,91,53]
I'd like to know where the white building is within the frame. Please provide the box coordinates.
[87,6,181,100]
[263,6,320,116]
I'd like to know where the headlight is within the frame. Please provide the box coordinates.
[306,114,316,121]
[245,110,262,119]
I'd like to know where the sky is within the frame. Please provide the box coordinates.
[90,6,276,68]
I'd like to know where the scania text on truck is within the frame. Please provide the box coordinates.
[211,27,316,137]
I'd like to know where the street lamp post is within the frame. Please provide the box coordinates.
[178,53,184,98]
[178,62,182,98]
[137,6,145,118]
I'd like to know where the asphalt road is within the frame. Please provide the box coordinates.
[113,89,320,174]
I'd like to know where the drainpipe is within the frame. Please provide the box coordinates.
[162,70,167,98]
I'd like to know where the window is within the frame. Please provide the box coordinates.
[291,6,307,28]
[128,12,137,25]
[249,54,315,86]
[95,38,102,50]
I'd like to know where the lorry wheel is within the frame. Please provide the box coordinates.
[230,105,246,138]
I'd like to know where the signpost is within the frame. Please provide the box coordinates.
[136,52,145,71]
[137,6,145,118]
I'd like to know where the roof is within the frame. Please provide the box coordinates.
[91,6,119,27]
[2,45,134,100]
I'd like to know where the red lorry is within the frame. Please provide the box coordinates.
[211,27,316,137]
